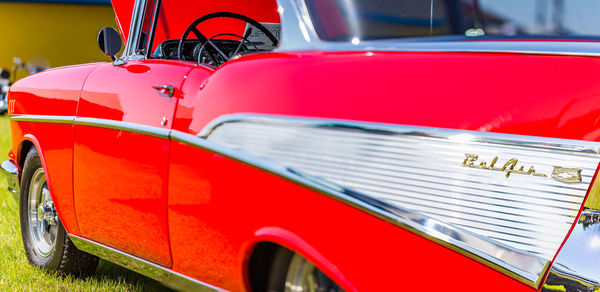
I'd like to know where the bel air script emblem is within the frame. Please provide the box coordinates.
[462,153,582,183]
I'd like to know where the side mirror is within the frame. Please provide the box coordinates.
[0,69,9,80]
[97,27,122,60]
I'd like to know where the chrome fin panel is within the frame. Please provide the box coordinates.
[200,113,600,288]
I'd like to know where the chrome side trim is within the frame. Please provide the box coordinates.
[68,235,224,292]
[1,160,19,200]
[275,0,600,57]
[10,114,75,124]
[542,209,600,291]
[9,115,170,138]
[74,117,170,139]
[171,129,550,288]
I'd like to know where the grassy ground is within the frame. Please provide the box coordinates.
[0,115,172,291]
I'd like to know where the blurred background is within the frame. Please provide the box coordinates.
[0,0,116,80]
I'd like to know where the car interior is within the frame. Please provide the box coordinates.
[141,0,281,66]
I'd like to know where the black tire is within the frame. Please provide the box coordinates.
[20,147,99,275]
[266,248,295,292]
[266,248,343,292]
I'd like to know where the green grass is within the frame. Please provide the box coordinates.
[0,115,172,291]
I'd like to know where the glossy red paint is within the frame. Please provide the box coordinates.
[8,63,102,235]
[8,64,101,117]
[111,0,134,42]
[73,60,195,267]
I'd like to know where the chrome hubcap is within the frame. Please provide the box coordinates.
[285,254,343,292]
[27,168,57,258]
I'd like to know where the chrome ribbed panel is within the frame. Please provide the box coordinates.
[205,115,600,262]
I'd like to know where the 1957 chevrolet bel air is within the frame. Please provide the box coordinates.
[2,0,600,291]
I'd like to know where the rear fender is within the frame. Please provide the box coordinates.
[243,227,357,292]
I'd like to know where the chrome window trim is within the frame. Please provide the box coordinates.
[123,0,148,58]
[282,39,600,57]
[275,0,600,57]
[14,113,600,287]
[68,234,224,292]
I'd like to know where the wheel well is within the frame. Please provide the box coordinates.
[18,140,34,170]
[248,242,286,292]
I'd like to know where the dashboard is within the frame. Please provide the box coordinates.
[153,38,269,66]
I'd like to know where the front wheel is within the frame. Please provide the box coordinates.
[20,147,99,275]
[268,249,344,292]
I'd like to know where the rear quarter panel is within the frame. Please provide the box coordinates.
[168,51,600,291]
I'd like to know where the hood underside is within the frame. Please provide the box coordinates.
[111,0,279,47]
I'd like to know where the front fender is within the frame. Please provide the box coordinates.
[6,62,105,235]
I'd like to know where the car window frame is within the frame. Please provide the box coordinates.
[121,0,149,61]
[145,0,161,58]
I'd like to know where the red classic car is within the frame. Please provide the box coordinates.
[2,0,600,291]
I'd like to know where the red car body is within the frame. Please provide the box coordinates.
[3,0,600,291]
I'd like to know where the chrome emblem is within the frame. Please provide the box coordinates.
[551,166,582,183]
[462,154,546,178]
[8,99,15,114]
[462,154,582,183]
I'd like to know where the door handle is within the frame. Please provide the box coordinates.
[152,85,175,98]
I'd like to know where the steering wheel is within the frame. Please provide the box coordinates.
[194,33,259,65]
[177,12,279,65]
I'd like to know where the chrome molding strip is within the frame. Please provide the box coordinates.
[276,0,600,57]
[9,115,170,139]
[10,114,75,124]
[75,117,170,139]
[542,209,600,291]
[68,235,224,292]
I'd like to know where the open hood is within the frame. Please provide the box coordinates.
[111,0,280,47]
[111,0,135,42]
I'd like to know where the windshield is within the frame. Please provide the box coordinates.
[304,0,600,42]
